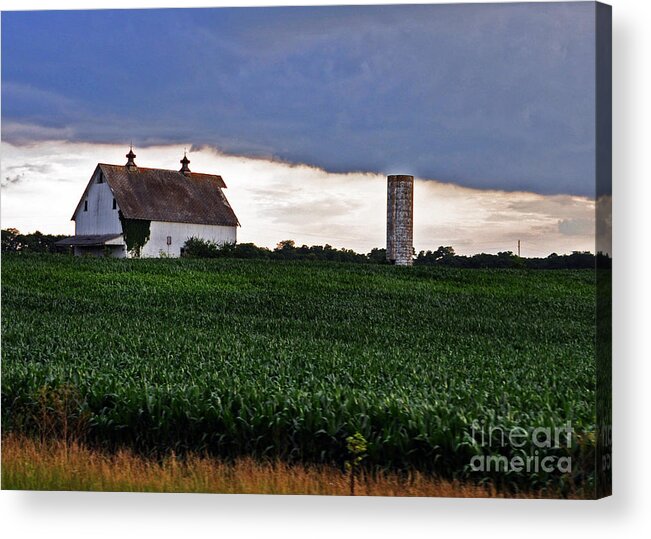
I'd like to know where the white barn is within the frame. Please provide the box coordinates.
[57,148,239,257]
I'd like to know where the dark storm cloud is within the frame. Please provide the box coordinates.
[1,3,597,196]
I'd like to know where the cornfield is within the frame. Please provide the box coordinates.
[1,254,597,493]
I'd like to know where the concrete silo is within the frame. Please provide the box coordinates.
[386,175,414,266]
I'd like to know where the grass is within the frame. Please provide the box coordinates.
[2,434,557,497]
[1,254,597,493]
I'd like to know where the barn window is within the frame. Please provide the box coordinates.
[112,198,117,210]
[97,172,104,184]
[84,200,88,212]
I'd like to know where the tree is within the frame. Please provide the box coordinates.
[276,239,296,251]
[1,228,20,252]
[367,247,387,264]
[433,245,456,261]
[1,228,68,253]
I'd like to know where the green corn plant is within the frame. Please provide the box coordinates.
[345,432,368,496]
[1,254,597,491]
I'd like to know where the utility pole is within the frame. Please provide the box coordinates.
[517,240,521,257]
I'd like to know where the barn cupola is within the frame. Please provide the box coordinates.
[125,145,137,170]
[180,151,191,176]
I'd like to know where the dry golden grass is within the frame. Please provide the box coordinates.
[2,434,547,497]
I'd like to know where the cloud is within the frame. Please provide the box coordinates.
[1,3,597,196]
[1,122,75,144]
[558,218,594,236]
[2,172,25,187]
[1,140,596,257]
[261,197,362,226]
[1,162,53,187]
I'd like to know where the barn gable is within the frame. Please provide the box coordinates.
[72,160,239,228]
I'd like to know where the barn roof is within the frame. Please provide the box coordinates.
[73,162,240,227]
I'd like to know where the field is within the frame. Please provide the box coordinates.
[1,254,597,496]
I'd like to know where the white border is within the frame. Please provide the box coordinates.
[1,1,650,537]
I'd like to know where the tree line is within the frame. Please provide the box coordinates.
[183,237,609,269]
[182,237,383,264]
[2,229,610,269]
[1,228,68,254]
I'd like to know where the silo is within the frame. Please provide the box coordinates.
[386,175,414,266]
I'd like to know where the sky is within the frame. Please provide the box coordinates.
[0,3,604,255]
[1,141,603,256]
